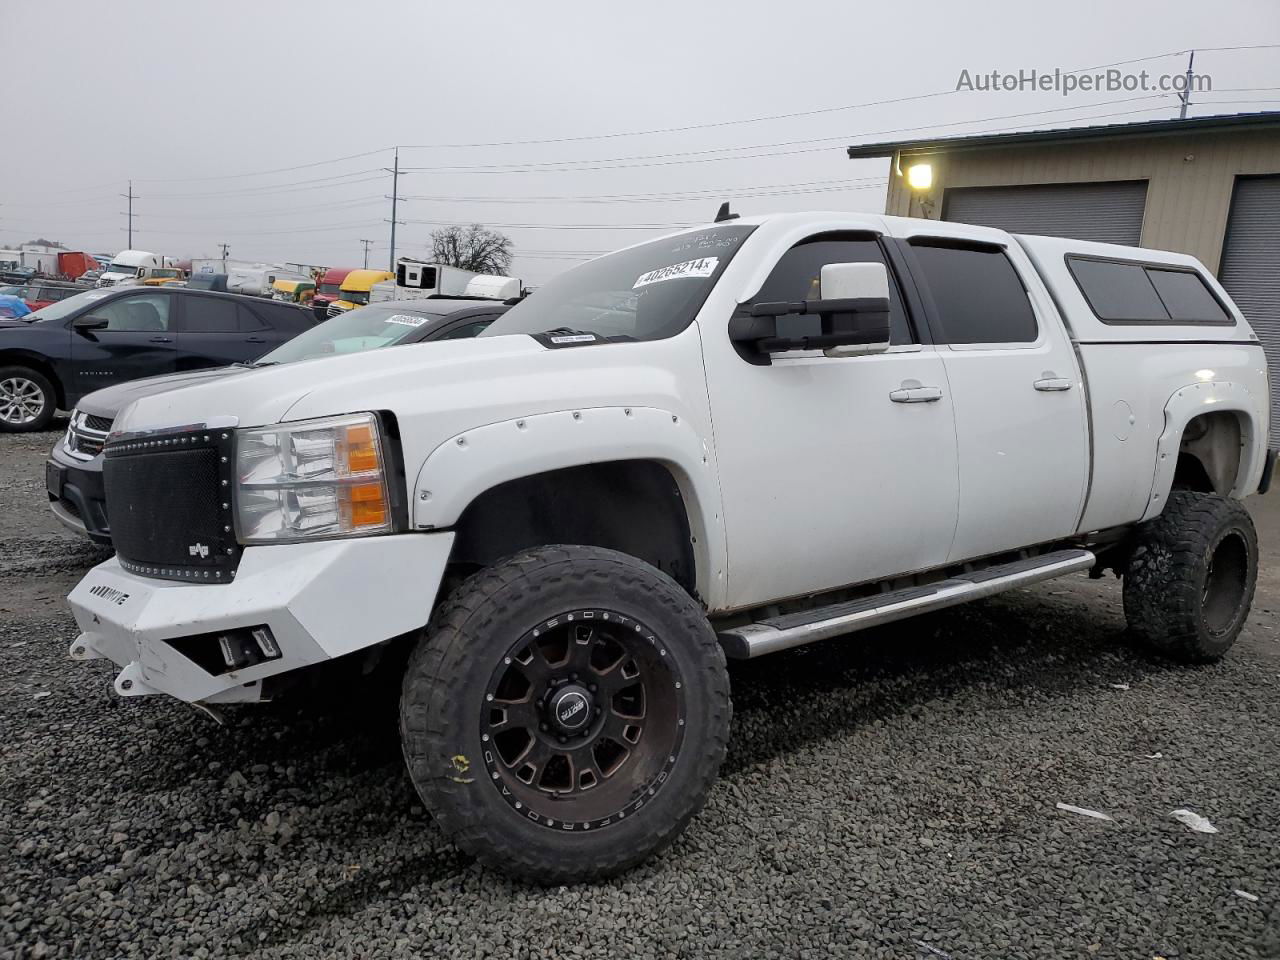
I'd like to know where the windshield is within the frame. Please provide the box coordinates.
[23,289,112,323]
[104,262,139,275]
[255,304,447,364]
[484,224,755,342]
[318,282,342,296]
[338,288,371,306]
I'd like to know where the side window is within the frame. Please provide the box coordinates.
[90,293,172,332]
[1067,257,1232,324]
[1067,258,1166,321]
[238,306,268,331]
[750,236,915,346]
[1147,269,1229,322]
[436,318,494,340]
[183,296,239,333]
[910,243,1037,344]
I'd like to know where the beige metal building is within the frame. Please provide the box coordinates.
[847,111,1280,444]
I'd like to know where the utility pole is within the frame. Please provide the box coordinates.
[385,146,402,272]
[358,238,374,269]
[1178,49,1196,120]
[218,242,230,270]
[120,180,136,247]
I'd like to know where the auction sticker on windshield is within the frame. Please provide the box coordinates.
[633,257,719,289]
[385,314,429,327]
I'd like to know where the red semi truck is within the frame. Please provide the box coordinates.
[56,252,100,280]
[311,266,356,320]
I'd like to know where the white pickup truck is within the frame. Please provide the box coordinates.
[67,211,1274,882]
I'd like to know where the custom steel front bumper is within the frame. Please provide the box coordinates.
[67,532,453,704]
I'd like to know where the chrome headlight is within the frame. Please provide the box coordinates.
[63,408,78,450]
[234,412,395,544]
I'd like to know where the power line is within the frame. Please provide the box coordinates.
[140,169,387,200]
[401,218,697,231]
[398,89,1280,175]
[129,149,394,184]
[397,175,888,205]
[394,48,1211,150]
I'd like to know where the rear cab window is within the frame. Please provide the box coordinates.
[1066,256,1232,324]
[908,240,1038,344]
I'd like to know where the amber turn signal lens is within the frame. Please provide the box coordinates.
[347,481,388,528]
[345,423,380,474]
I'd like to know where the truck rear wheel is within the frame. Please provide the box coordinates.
[1122,490,1258,662]
[400,545,730,883]
[0,365,56,432]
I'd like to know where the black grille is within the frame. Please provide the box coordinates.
[84,413,114,432]
[103,428,239,583]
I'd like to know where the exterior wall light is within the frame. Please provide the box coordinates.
[906,162,933,191]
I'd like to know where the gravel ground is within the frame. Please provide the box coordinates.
[1,426,1277,959]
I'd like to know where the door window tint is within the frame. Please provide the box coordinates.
[1146,268,1229,322]
[1067,257,1232,324]
[90,293,171,332]
[751,236,914,345]
[911,244,1037,343]
[237,306,267,331]
[436,319,494,340]
[183,296,239,332]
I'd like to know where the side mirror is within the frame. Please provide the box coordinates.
[728,261,892,361]
[73,315,109,332]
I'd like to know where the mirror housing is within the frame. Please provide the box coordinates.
[73,315,109,332]
[729,261,891,361]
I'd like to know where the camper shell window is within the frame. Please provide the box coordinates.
[1066,255,1233,325]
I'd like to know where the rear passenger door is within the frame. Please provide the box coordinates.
[897,230,1089,562]
[175,295,274,368]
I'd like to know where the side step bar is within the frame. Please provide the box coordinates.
[717,549,1095,659]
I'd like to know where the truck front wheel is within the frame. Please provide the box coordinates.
[1122,490,1258,662]
[400,545,731,883]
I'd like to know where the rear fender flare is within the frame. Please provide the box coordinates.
[1144,380,1265,520]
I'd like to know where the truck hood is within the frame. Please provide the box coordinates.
[78,366,244,420]
[110,327,710,488]
[112,334,549,435]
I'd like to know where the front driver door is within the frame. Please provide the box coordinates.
[68,291,181,397]
[700,230,960,608]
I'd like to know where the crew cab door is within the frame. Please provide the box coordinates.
[700,229,960,608]
[68,290,182,397]
[892,227,1089,562]
[175,294,276,368]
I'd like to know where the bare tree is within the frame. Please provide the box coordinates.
[428,224,513,275]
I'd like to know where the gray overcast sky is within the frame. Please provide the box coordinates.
[2,0,1277,282]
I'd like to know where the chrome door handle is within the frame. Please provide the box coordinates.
[889,386,943,403]
[1033,377,1072,392]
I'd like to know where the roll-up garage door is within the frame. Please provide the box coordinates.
[942,181,1148,245]
[1218,175,1280,448]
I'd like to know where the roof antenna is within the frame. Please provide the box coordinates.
[714,201,740,223]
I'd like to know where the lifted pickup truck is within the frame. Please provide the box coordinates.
[68,211,1273,883]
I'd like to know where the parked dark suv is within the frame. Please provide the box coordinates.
[0,286,315,431]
